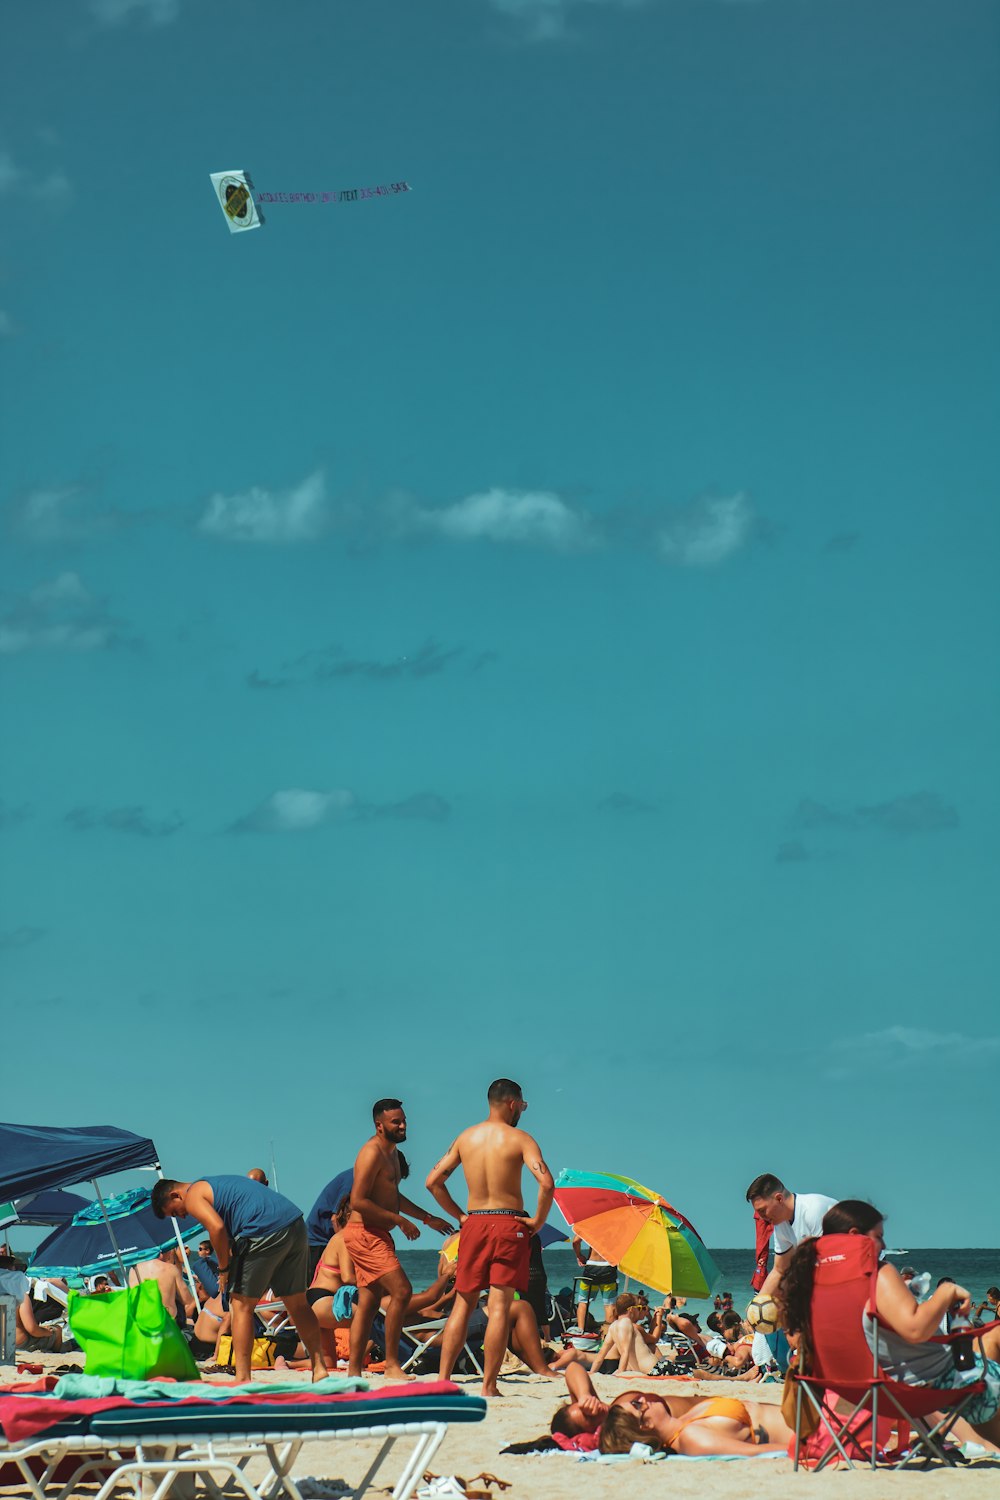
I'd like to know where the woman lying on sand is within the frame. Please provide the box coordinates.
[598,1390,792,1455]
[504,1365,791,1456]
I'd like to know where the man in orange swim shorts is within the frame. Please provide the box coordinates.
[426,1078,554,1397]
[344,1098,454,1379]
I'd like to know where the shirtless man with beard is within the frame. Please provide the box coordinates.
[426,1078,554,1397]
[344,1098,453,1379]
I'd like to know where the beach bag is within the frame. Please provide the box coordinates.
[217,1334,278,1370]
[781,1370,820,1438]
[794,1407,898,1469]
[68,1283,199,1381]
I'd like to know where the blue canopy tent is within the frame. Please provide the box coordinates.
[0,1123,159,1201]
[28,1188,202,1283]
[0,1122,199,1303]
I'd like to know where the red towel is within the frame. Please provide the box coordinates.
[751,1213,772,1292]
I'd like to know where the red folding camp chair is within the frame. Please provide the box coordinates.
[791,1233,997,1470]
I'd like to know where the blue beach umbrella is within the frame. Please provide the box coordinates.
[11,1189,91,1227]
[27,1187,200,1282]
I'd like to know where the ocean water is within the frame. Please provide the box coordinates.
[399,1245,1000,1321]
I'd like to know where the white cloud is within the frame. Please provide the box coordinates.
[418,488,595,550]
[32,172,73,207]
[231,788,356,834]
[0,572,125,655]
[657,491,756,566]
[0,152,24,194]
[198,470,327,544]
[8,484,139,543]
[0,149,72,207]
[89,0,180,24]
[490,0,645,41]
[11,486,86,542]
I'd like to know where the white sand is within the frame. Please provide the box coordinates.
[2,1359,996,1497]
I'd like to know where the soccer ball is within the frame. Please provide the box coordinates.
[745,1294,781,1335]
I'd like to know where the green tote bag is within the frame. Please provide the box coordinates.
[68,1282,200,1381]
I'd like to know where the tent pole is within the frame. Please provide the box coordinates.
[156,1163,201,1312]
[90,1178,129,1285]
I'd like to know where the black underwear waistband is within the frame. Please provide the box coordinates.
[466,1208,528,1217]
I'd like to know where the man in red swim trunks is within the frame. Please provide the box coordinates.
[344,1098,454,1379]
[426,1078,554,1397]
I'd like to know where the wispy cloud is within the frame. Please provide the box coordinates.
[0,573,130,655]
[825,532,860,554]
[417,488,596,551]
[855,793,959,836]
[0,801,32,829]
[656,491,758,566]
[0,149,72,207]
[0,925,46,951]
[364,792,452,823]
[229,787,452,832]
[229,789,357,834]
[89,0,180,24]
[599,793,656,815]
[7,485,137,544]
[248,639,469,690]
[489,0,646,42]
[198,470,326,544]
[775,840,809,863]
[66,806,185,838]
[827,1026,1000,1080]
[791,792,958,836]
[792,799,852,831]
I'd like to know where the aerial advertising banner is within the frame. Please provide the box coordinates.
[209,169,263,234]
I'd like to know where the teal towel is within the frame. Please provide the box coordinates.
[55,1373,369,1402]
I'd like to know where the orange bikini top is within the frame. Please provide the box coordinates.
[667,1397,756,1451]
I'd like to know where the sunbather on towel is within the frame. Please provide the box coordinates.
[599,1390,793,1455]
[152,1173,327,1385]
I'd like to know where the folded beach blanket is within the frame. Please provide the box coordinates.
[54,1374,366,1402]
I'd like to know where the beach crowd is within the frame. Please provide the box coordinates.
[3,1081,999,1463]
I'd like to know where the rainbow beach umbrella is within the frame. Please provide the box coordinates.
[553,1168,719,1298]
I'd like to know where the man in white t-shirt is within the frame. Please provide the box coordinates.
[745,1173,837,1298]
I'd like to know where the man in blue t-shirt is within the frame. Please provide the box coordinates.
[193,1241,219,1298]
[305,1171,354,1278]
[153,1174,325,1384]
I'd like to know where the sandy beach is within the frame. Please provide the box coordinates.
[4,1355,996,1499]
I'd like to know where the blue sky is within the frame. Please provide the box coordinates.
[1,0,998,1249]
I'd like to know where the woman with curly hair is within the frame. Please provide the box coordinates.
[777,1200,1000,1450]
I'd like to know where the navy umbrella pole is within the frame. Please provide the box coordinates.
[91,1178,128,1284]
[157,1165,201,1312]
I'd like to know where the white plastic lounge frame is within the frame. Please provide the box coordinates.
[398,1318,484,1378]
[0,1389,486,1500]
[90,1415,453,1500]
